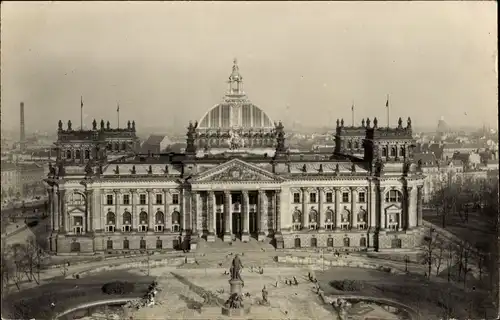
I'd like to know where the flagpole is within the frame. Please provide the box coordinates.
[80,96,83,131]
[117,103,120,128]
[386,94,390,128]
[351,101,354,127]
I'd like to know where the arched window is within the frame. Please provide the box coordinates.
[292,209,302,231]
[171,211,180,232]
[122,142,127,151]
[122,211,132,232]
[390,147,396,157]
[66,150,72,159]
[106,212,116,232]
[340,208,350,230]
[400,147,406,158]
[84,150,90,160]
[310,237,318,247]
[155,211,165,232]
[309,209,318,230]
[354,141,359,149]
[75,150,81,160]
[325,209,334,230]
[69,193,85,206]
[359,237,367,247]
[347,141,352,149]
[385,190,402,203]
[139,211,148,232]
[382,147,387,157]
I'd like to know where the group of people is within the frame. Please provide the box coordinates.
[284,276,299,286]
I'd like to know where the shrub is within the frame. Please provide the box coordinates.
[330,280,364,292]
[101,281,135,295]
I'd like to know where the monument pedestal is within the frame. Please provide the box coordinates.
[221,279,250,317]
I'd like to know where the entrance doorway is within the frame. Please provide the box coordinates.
[216,209,224,237]
[249,209,257,235]
[232,212,242,237]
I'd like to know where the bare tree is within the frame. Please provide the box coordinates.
[433,236,446,276]
[10,244,28,290]
[421,227,438,278]
[24,237,39,284]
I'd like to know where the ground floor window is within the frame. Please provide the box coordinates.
[360,237,367,247]
[71,242,81,252]
[391,238,402,248]
[140,239,147,249]
[123,239,129,249]
[156,239,163,249]
[107,240,113,250]
[310,237,317,247]
[327,237,334,247]
[343,237,350,247]
[294,237,301,248]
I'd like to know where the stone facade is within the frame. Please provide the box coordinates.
[45,61,425,255]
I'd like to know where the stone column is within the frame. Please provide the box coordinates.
[369,179,377,229]
[196,192,203,236]
[301,188,309,229]
[148,190,154,231]
[181,189,187,234]
[130,189,138,231]
[379,186,386,230]
[60,189,67,232]
[334,187,341,229]
[191,191,198,235]
[318,187,324,230]
[163,189,170,232]
[53,187,59,231]
[406,186,414,230]
[223,190,232,242]
[85,189,93,233]
[417,186,423,226]
[258,190,267,241]
[207,191,216,242]
[114,189,121,232]
[351,187,357,229]
[242,190,250,242]
[48,187,54,230]
[275,190,282,234]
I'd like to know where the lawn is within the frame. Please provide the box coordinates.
[1,270,155,319]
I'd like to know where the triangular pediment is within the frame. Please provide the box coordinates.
[68,206,85,214]
[192,159,283,183]
[385,204,401,212]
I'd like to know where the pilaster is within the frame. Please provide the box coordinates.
[147,189,154,231]
[318,187,324,231]
[351,187,357,229]
[379,186,386,230]
[334,187,341,229]
[60,189,67,232]
[130,189,138,231]
[302,188,309,228]
[163,189,170,231]
[53,187,60,231]
[242,190,250,242]
[113,189,121,231]
[223,190,232,242]
[258,190,266,241]
[417,185,423,226]
[207,190,216,242]
[275,190,282,234]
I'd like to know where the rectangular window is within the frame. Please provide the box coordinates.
[123,194,130,205]
[342,192,349,203]
[156,194,163,205]
[106,195,113,205]
[358,192,366,203]
[123,239,129,249]
[140,194,147,205]
[156,240,163,249]
[172,194,179,205]
[107,240,113,250]
[293,193,300,204]
[309,193,317,203]
[326,192,333,203]
[140,239,147,249]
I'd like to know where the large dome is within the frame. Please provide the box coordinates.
[197,59,274,130]
[198,103,273,129]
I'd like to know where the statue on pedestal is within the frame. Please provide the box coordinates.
[222,254,249,316]
[230,254,244,283]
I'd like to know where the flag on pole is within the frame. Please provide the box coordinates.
[117,103,120,112]
[386,96,389,108]
[81,96,83,109]
[351,103,354,111]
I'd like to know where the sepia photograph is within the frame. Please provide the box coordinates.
[0,1,498,319]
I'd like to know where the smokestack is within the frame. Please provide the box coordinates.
[20,102,26,152]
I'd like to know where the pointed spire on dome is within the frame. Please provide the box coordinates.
[228,58,244,94]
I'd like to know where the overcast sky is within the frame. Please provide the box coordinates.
[1,1,497,134]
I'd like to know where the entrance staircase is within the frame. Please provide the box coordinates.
[196,236,276,254]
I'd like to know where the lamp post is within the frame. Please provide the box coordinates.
[404,254,409,273]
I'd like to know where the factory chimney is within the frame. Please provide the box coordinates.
[20,102,26,152]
